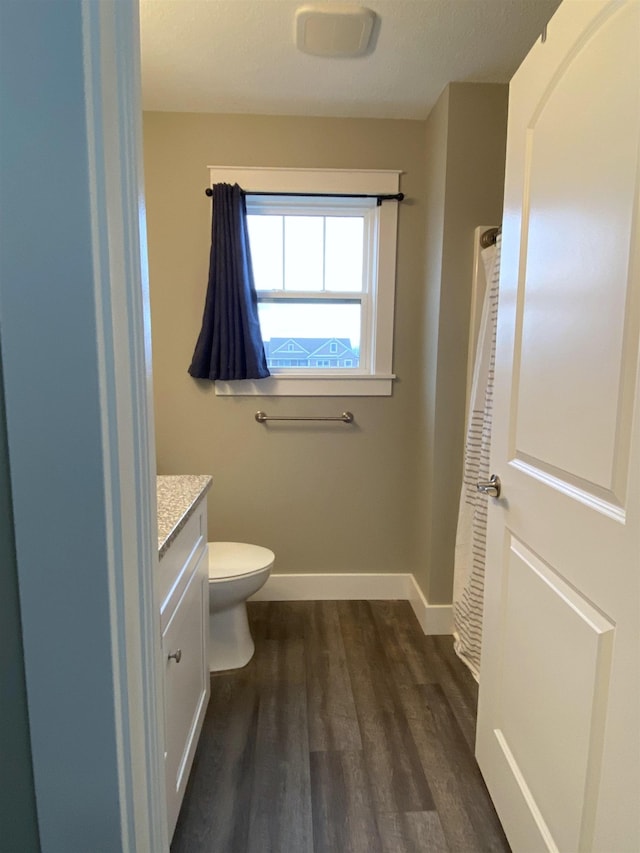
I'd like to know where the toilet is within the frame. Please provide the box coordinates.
[207,541,275,672]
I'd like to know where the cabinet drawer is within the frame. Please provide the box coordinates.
[158,500,206,630]
[162,551,209,837]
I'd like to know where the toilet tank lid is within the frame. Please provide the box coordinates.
[208,541,275,579]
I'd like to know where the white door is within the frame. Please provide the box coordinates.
[476,2,640,851]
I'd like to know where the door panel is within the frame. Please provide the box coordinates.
[513,5,640,496]
[477,2,640,851]
[496,536,614,853]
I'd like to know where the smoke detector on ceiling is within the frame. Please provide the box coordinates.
[295,4,377,58]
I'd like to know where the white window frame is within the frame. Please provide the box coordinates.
[209,166,401,396]
[248,193,375,376]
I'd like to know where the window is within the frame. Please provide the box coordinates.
[210,167,400,396]
[247,196,370,373]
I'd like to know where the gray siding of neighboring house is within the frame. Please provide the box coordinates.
[265,337,359,368]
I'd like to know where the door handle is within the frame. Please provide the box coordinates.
[477,474,501,498]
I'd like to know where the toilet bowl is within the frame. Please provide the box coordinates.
[207,541,274,672]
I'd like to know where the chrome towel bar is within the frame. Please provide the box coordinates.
[255,411,354,424]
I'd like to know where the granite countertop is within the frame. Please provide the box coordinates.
[157,474,212,559]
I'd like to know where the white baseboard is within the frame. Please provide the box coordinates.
[249,572,453,636]
[406,574,454,635]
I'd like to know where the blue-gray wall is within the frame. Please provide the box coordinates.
[0,344,40,850]
[0,2,126,848]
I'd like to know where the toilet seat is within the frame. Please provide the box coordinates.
[208,541,275,581]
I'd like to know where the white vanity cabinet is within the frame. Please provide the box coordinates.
[157,482,211,839]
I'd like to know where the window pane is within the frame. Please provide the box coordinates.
[247,215,283,290]
[258,301,360,368]
[325,217,364,292]
[284,216,323,291]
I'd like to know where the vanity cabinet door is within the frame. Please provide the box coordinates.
[162,549,209,837]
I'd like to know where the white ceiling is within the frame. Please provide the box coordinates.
[140,0,561,120]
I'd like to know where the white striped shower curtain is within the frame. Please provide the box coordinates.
[452,236,501,680]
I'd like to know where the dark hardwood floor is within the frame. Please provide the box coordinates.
[171,600,510,853]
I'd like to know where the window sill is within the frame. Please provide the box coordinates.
[214,374,396,397]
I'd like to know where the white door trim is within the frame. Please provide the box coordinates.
[82,2,167,849]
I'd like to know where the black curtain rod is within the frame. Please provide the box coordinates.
[204,187,404,206]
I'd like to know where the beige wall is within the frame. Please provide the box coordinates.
[413,89,450,597]
[143,112,427,576]
[415,83,509,603]
[143,91,507,594]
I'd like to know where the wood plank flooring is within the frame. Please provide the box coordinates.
[171,601,510,853]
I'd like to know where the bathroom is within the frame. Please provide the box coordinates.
[142,3,520,850]
[3,1,639,851]
[143,73,511,616]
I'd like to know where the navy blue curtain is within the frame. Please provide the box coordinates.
[188,183,270,381]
